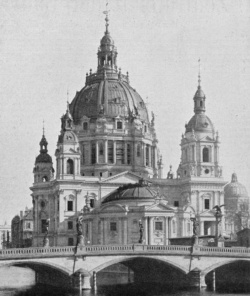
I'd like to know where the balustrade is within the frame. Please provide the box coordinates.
[1,244,250,260]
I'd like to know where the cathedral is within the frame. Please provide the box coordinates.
[30,13,249,247]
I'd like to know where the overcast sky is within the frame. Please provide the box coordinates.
[0,0,250,224]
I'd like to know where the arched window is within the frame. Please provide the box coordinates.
[67,159,74,174]
[42,176,48,182]
[200,101,203,107]
[203,147,209,162]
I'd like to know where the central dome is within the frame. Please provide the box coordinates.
[70,76,149,123]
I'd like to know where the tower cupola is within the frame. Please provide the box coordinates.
[97,9,118,73]
[33,128,54,183]
[193,73,206,114]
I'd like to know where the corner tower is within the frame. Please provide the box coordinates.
[178,76,222,179]
[69,13,159,178]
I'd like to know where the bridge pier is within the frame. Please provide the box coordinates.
[188,268,206,291]
[73,269,91,290]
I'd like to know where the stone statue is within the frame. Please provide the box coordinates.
[151,111,155,126]
[76,215,85,247]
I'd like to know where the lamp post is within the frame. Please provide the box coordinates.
[138,219,144,244]
[190,213,199,246]
[43,218,50,247]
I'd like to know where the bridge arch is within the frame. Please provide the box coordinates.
[91,255,188,274]
[201,258,250,276]
[0,260,72,276]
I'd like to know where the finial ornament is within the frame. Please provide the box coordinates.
[42,120,45,136]
[198,58,201,87]
[103,2,110,34]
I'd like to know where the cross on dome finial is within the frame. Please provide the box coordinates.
[103,2,110,34]
[198,58,201,87]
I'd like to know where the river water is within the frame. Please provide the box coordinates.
[0,267,248,296]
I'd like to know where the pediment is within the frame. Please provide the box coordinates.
[199,210,216,217]
[101,171,143,184]
[145,202,175,212]
[206,136,214,141]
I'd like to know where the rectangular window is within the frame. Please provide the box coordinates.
[117,121,123,129]
[204,199,210,210]
[91,143,96,164]
[26,222,31,229]
[68,238,74,246]
[110,222,117,231]
[68,221,73,230]
[67,200,73,211]
[108,140,114,163]
[41,219,47,233]
[187,222,191,233]
[155,221,163,231]
[174,201,179,207]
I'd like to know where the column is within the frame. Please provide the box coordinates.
[96,141,99,164]
[113,141,116,164]
[148,217,154,245]
[118,218,122,244]
[168,218,172,239]
[164,217,169,245]
[89,220,92,244]
[144,217,148,244]
[194,144,197,162]
[104,140,108,163]
[88,142,91,164]
[100,218,104,245]
[103,219,107,245]
[143,143,146,166]
[148,145,152,167]
[123,219,128,244]
[211,145,214,162]
[124,141,127,164]
[61,157,64,175]
[182,218,186,237]
[200,221,204,235]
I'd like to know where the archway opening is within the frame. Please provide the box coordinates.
[206,260,250,293]
[95,257,187,293]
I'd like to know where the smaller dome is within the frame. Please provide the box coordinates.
[35,153,52,164]
[102,180,156,204]
[224,173,248,198]
[101,33,114,46]
[194,86,205,98]
[185,114,215,133]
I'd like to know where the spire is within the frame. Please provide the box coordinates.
[193,59,206,114]
[40,122,48,154]
[103,2,110,34]
[198,58,201,87]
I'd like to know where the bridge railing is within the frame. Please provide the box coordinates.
[1,244,250,260]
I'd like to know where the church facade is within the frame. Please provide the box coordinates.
[30,14,246,247]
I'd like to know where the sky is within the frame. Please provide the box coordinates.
[0,0,250,224]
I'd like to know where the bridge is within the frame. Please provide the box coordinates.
[1,244,250,291]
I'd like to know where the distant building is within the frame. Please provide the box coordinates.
[0,222,11,249]
[224,173,250,238]
[11,207,33,248]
